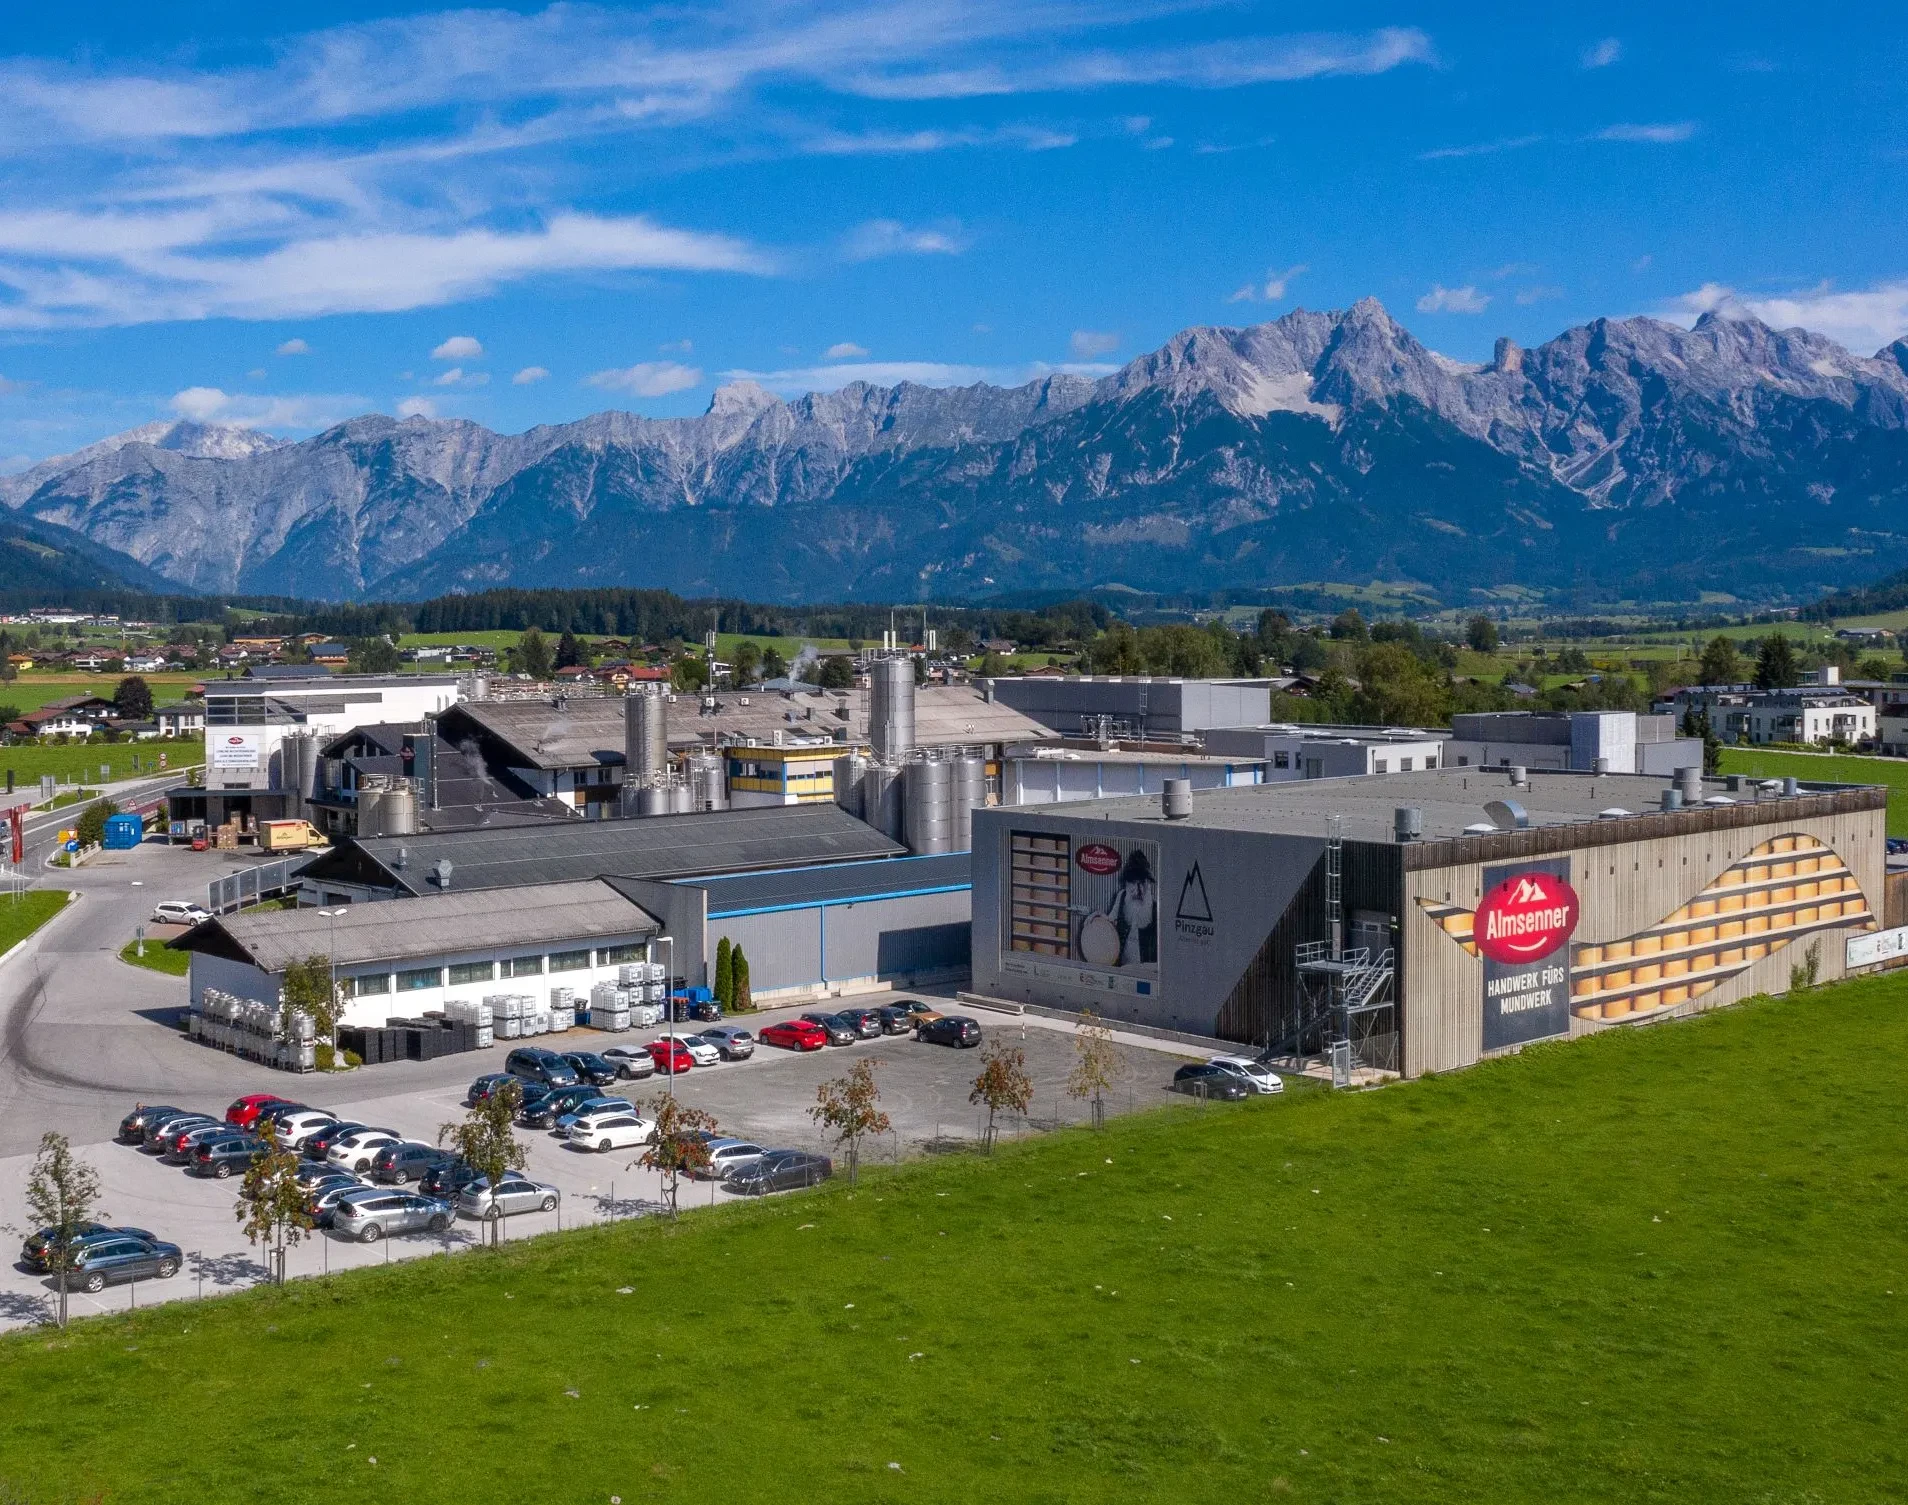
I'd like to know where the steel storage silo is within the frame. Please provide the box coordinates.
[627,690,668,786]
[279,732,315,818]
[862,763,904,842]
[357,786,387,838]
[671,778,695,814]
[951,751,987,851]
[904,756,954,854]
[687,753,728,811]
[868,655,915,764]
[636,784,674,816]
[833,752,869,818]
[382,783,418,837]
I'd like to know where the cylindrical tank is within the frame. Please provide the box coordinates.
[833,753,869,818]
[904,756,954,854]
[383,783,418,837]
[671,779,695,814]
[636,784,673,816]
[687,753,728,812]
[868,655,915,764]
[862,764,904,842]
[627,690,668,788]
[357,786,387,838]
[950,752,986,851]
[279,732,315,817]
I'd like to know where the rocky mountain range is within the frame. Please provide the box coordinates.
[9,298,1908,605]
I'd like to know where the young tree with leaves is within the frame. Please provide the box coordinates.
[970,1041,1034,1152]
[810,1059,890,1187]
[25,1132,102,1329]
[1464,615,1499,654]
[555,630,585,670]
[513,626,555,681]
[1755,632,1800,691]
[75,797,119,848]
[713,936,733,1012]
[348,636,401,674]
[236,1120,313,1285]
[637,1093,717,1217]
[816,656,856,690]
[731,946,752,1013]
[113,673,154,720]
[1699,635,1741,687]
[729,639,762,685]
[1065,1010,1123,1130]
[281,953,340,1039]
[439,1079,528,1246]
[760,646,788,682]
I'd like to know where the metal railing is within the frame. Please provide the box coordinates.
[208,855,312,914]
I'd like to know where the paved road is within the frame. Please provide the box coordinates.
[0,837,1205,1329]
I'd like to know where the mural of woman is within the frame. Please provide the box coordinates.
[1106,846,1158,967]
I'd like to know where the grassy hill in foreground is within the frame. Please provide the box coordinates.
[4,977,1905,1504]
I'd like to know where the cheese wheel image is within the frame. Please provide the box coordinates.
[1079,912,1122,967]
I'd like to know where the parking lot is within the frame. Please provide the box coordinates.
[0,841,1205,1328]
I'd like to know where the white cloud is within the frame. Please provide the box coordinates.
[274,337,310,355]
[1069,330,1120,358]
[512,365,550,385]
[1514,285,1564,305]
[396,396,436,419]
[825,342,870,359]
[584,361,703,397]
[1228,264,1307,303]
[657,338,693,354]
[1657,279,1908,354]
[1582,38,1623,69]
[430,366,489,387]
[1420,134,1544,161]
[431,335,483,360]
[804,124,1076,155]
[1141,136,1174,151]
[1594,122,1697,144]
[168,384,363,429]
[1416,284,1491,314]
[1632,254,1654,272]
[841,219,969,261]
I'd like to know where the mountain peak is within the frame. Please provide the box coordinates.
[707,380,782,417]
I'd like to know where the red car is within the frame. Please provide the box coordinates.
[226,1093,293,1128]
[760,1019,828,1052]
[646,1038,696,1075]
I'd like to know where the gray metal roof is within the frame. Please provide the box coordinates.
[184,879,656,973]
[443,686,1052,769]
[678,852,971,916]
[299,802,905,894]
[1008,766,1877,845]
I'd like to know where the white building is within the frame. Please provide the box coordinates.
[1736,692,1876,747]
[1201,724,1446,780]
[203,671,468,796]
[1000,742,1265,806]
[1444,710,1702,774]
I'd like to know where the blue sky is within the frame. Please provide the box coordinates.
[1,2,1905,465]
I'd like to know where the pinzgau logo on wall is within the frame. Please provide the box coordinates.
[1074,842,1122,875]
[1474,871,1579,964]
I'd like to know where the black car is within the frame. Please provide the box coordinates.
[505,1047,580,1089]
[20,1222,156,1272]
[293,1160,362,1193]
[66,1234,183,1293]
[1169,1063,1251,1101]
[519,1084,610,1130]
[252,1101,314,1132]
[371,1141,459,1185]
[799,1012,858,1046]
[301,1121,369,1161]
[918,1016,983,1048]
[560,1052,621,1088]
[466,1073,524,1107]
[161,1121,241,1165]
[873,1006,917,1036]
[419,1159,482,1200]
[117,1104,186,1144]
[725,1150,833,1196]
[835,1007,885,1040]
[188,1134,267,1178]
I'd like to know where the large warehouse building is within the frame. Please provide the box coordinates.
[969,767,1887,1078]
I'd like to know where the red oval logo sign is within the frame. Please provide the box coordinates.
[1474,871,1579,964]
[1075,842,1122,875]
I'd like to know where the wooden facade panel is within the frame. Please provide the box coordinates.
[1401,804,1885,1077]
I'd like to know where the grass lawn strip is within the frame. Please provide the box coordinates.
[1718,746,1908,835]
[0,972,1903,1502]
[0,889,73,957]
[118,936,191,976]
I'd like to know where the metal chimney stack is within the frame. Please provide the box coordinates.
[1162,778,1192,820]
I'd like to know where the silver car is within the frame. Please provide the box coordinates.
[456,1175,560,1221]
[1207,1056,1285,1095]
[689,1137,768,1180]
[330,1191,453,1243]
[696,1026,755,1060]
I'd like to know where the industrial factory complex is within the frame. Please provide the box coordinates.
[170,664,1901,1083]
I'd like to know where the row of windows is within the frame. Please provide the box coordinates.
[342,942,649,996]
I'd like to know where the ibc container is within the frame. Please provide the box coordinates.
[494,1015,522,1040]
[474,1024,495,1049]
[550,1006,576,1032]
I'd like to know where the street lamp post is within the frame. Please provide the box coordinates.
[317,908,344,1037]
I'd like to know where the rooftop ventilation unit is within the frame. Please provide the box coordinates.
[1482,798,1529,831]
[431,859,453,889]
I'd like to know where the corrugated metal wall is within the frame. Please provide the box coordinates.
[709,890,971,1000]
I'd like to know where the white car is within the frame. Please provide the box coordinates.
[151,901,211,926]
[325,1128,402,1172]
[656,1033,720,1067]
[1207,1056,1284,1095]
[275,1110,341,1149]
[561,1109,658,1152]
